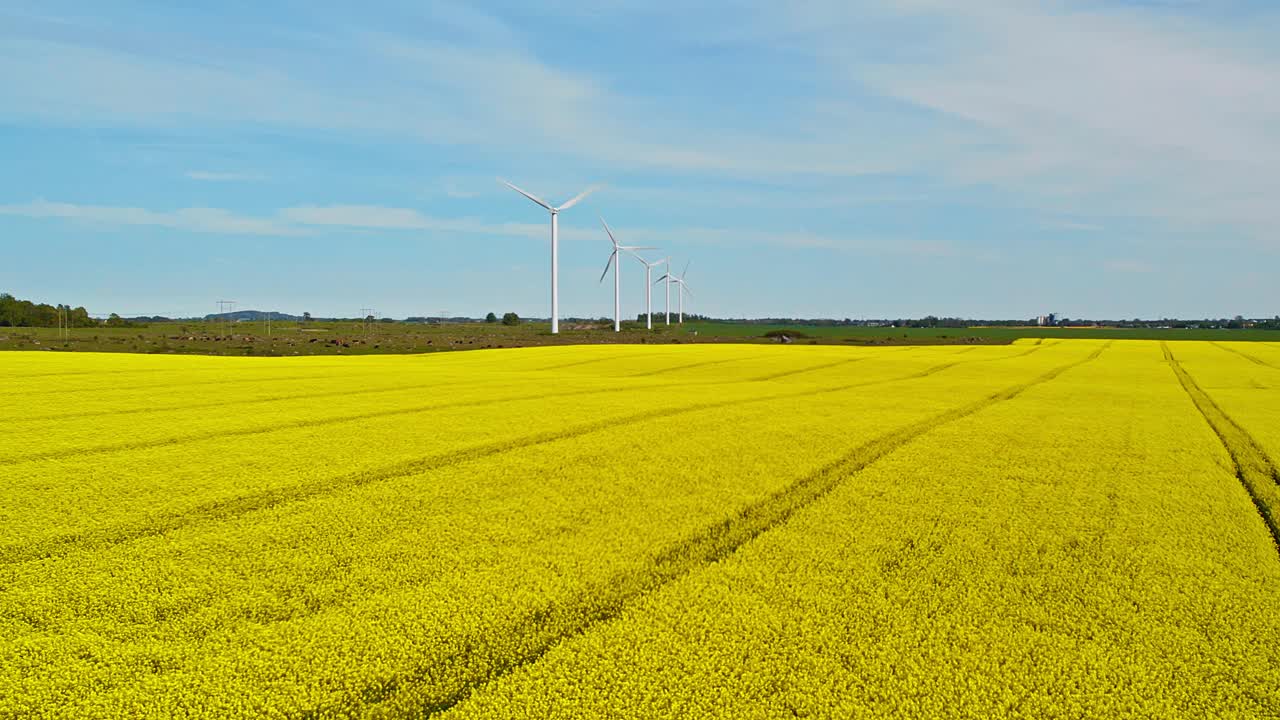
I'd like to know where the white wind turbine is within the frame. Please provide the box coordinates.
[598,218,655,332]
[656,260,692,323]
[633,254,665,330]
[672,261,693,323]
[654,257,673,326]
[500,179,601,334]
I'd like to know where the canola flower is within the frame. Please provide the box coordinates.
[445,341,1280,719]
[0,343,1029,558]
[1167,341,1280,473]
[2,340,1275,718]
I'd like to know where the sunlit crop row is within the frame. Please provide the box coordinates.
[0,344,1050,557]
[3,340,1276,718]
[1164,341,1280,474]
[446,341,1280,719]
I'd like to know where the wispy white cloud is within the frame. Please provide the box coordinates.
[280,205,433,230]
[0,199,303,236]
[279,204,548,239]
[3,198,971,261]
[280,203,969,258]
[0,15,898,179]
[1103,259,1155,274]
[443,185,481,200]
[0,200,533,239]
[1046,220,1103,233]
[753,1,1280,239]
[185,170,264,182]
[2,1,1276,264]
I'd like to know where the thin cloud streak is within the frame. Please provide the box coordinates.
[1103,259,1155,274]
[0,25,903,179]
[744,1,1280,240]
[0,199,304,236]
[185,171,264,182]
[3,199,967,260]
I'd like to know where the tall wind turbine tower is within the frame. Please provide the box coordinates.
[598,218,654,332]
[633,254,664,330]
[674,261,692,323]
[500,179,600,334]
[655,257,673,326]
[656,260,693,323]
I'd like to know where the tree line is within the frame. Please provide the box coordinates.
[0,293,95,328]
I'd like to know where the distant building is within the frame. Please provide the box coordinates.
[1036,313,1057,327]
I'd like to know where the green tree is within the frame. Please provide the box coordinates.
[485,312,498,323]
[501,312,520,326]
[0,293,16,326]
[69,306,90,327]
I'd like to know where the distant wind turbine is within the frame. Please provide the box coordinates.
[598,218,655,332]
[633,254,665,330]
[657,260,692,323]
[654,257,673,326]
[500,179,601,334]
[673,261,693,323]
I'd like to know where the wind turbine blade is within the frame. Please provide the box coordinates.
[599,252,616,284]
[557,184,602,211]
[681,260,690,279]
[600,216,619,249]
[654,274,670,284]
[499,179,552,210]
[619,245,657,251]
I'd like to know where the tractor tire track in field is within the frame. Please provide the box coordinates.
[628,356,747,377]
[1211,341,1280,371]
[2,360,366,382]
[3,374,596,424]
[750,356,871,381]
[6,367,180,380]
[0,356,812,424]
[0,379,705,467]
[2,347,937,423]
[334,342,1112,719]
[0,346,1037,466]
[0,369,418,399]
[8,355,857,423]
[4,379,487,423]
[747,340,1039,386]
[0,349,1066,565]
[3,365,302,381]
[1164,343,1280,553]
[747,340,972,381]
[534,349,686,371]
[8,359,735,424]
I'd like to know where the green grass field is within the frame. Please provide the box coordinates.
[1,319,1275,356]
[682,321,1280,342]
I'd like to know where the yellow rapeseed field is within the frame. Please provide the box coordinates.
[2,341,1277,718]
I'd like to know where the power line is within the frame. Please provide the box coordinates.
[217,300,236,337]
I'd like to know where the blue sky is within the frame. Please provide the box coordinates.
[1,1,1277,320]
